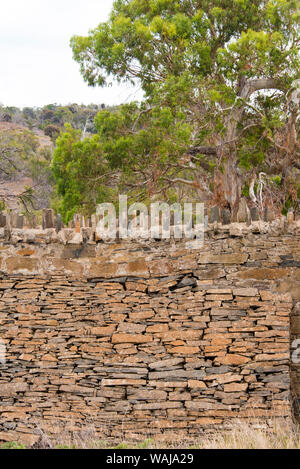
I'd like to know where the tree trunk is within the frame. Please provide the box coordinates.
[222,155,241,221]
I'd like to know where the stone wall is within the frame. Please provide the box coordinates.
[0,218,299,446]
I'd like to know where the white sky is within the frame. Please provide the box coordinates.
[0,0,143,109]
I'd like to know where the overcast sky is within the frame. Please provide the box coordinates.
[0,0,143,109]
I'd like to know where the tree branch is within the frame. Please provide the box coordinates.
[240,78,285,100]
[132,108,153,132]
[163,177,199,187]
[187,146,217,156]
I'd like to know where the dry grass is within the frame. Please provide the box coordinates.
[19,419,300,450]
[195,420,300,449]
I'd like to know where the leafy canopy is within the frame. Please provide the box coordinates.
[67,0,300,217]
[52,124,114,221]
[71,0,299,93]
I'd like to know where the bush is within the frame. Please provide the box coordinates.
[0,441,25,449]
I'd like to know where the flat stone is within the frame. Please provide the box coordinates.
[231,268,291,280]
[169,346,199,354]
[198,253,248,264]
[112,333,152,344]
[215,355,251,365]
[193,268,226,279]
[0,383,28,396]
[224,383,248,392]
[149,358,184,370]
[5,257,39,274]
[188,380,207,389]
[50,259,83,275]
[90,326,116,336]
[233,288,259,296]
[148,370,205,380]
[102,379,146,386]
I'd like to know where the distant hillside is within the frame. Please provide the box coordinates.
[0,103,113,212]
[0,121,53,148]
[0,103,109,136]
[0,119,54,211]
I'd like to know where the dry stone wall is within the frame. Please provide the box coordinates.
[0,218,299,446]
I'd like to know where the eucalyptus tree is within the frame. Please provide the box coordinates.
[69,0,299,218]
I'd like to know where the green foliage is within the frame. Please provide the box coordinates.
[271,175,282,187]
[55,444,77,449]
[1,103,106,134]
[282,197,294,216]
[52,102,194,220]
[241,183,250,198]
[113,442,130,449]
[44,124,61,141]
[71,0,299,91]
[0,127,55,211]
[0,128,39,178]
[0,441,25,449]
[65,0,300,214]
[134,438,154,449]
[52,124,115,222]
[95,102,191,166]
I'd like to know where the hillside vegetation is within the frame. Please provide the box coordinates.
[0,103,107,213]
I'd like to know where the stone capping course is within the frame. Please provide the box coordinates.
[0,217,299,246]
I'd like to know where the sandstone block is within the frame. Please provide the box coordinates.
[6,257,39,274]
[169,346,199,355]
[149,358,184,370]
[198,253,248,264]
[233,288,259,296]
[101,379,146,386]
[223,383,248,392]
[112,333,152,344]
[216,355,251,365]
[59,385,93,395]
[90,326,116,336]
[0,383,28,396]
[188,380,207,389]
